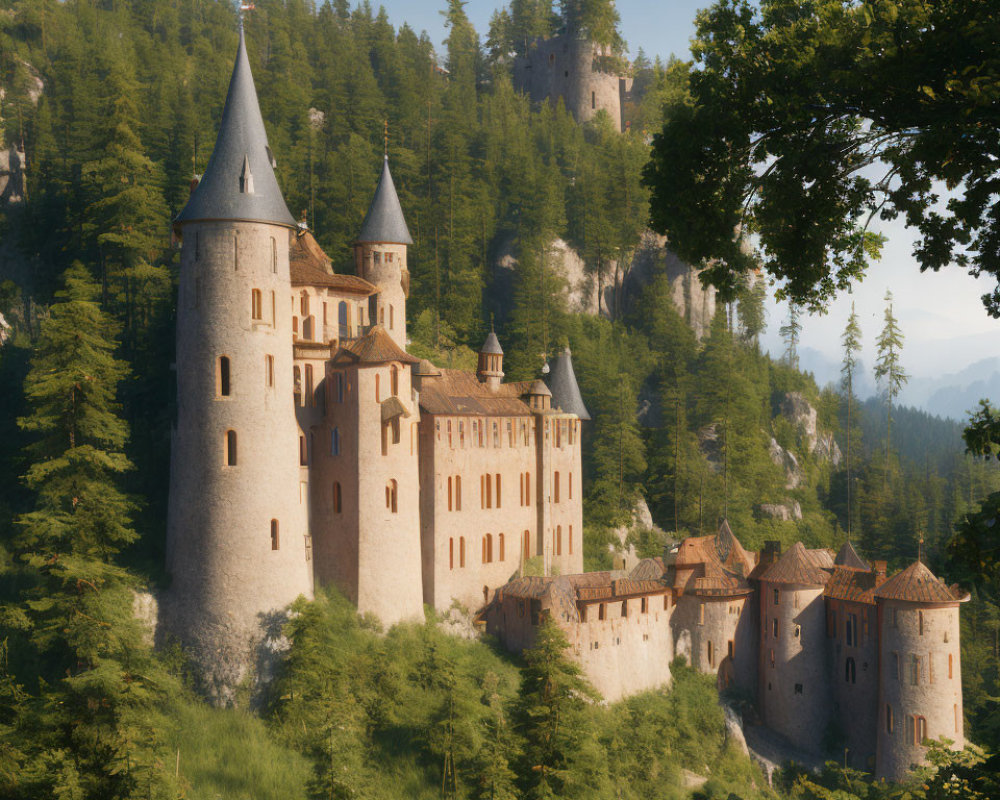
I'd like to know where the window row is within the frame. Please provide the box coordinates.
[481,474,501,509]
[436,417,577,450]
[294,296,368,342]
[449,532,507,569]
[581,594,670,622]
[194,233,278,272]
[889,651,954,684]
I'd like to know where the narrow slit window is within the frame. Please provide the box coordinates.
[333,482,342,513]
[218,356,231,397]
[251,289,263,320]
[265,355,274,387]
[270,519,279,550]
[225,430,237,466]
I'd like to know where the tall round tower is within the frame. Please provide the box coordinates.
[874,560,968,781]
[353,156,412,350]
[165,24,312,701]
[757,542,833,755]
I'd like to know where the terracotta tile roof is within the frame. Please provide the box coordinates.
[874,560,968,604]
[760,542,833,586]
[418,369,535,417]
[630,557,667,581]
[671,522,756,596]
[331,325,420,366]
[499,576,555,600]
[824,567,879,605]
[834,540,870,571]
[289,230,376,295]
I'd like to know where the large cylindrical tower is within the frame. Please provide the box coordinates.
[758,542,833,754]
[165,24,312,701]
[875,560,967,781]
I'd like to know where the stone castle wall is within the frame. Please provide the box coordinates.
[357,243,408,348]
[876,601,964,781]
[758,583,832,754]
[829,598,879,770]
[165,221,313,701]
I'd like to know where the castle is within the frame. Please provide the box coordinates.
[164,27,966,783]
[164,26,585,696]
[485,525,968,781]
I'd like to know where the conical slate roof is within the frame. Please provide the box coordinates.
[545,346,590,420]
[176,25,295,228]
[834,540,870,571]
[874,560,965,604]
[480,330,503,355]
[760,541,831,586]
[356,156,413,245]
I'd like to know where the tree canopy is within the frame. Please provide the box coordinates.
[644,0,1000,316]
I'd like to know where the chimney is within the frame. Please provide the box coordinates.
[760,540,782,567]
[872,560,888,585]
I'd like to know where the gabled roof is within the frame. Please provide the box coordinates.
[417,369,533,417]
[480,330,503,355]
[630,557,667,582]
[545,347,590,420]
[670,522,756,597]
[834,540,870,571]
[760,542,832,586]
[331,325,420,366]
[356,156,413,245]
[289,230,377,294]
[873,560,967,604]
[176,25,295,228]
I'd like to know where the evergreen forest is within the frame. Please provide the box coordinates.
[0,1,998,798]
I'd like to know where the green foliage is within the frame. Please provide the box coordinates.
[644,0,1000,316]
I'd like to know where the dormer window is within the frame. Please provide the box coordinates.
[240,154,254,194]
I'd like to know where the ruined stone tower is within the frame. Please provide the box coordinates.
[513,34,631,132]
[165,25,313,699]
[354,156,412,350]
[874,560,967,780]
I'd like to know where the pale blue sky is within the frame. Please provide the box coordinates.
[379,1,1000,387]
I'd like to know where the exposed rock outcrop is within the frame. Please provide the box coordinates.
[609,496,664,571]
[755,501,803,522]
[780,392,842,466]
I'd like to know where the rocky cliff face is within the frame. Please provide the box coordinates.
[490,229,716,340]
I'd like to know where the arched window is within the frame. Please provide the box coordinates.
[391,365,399,396]
[556,525,562,556]
[332,482,342,513]
[846,657,856,684]
[217,356,231,397]
[270,519,279,550]
[331,427,341,456]
[375,374,380,403]
[225,430,237,466]
[251,289,263,320]
[912,715,927,745]
[460,536,466,568]
[498,533,505,561]
[386,479,398,513]
[305,364,314,406]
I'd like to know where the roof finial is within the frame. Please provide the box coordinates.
[239,3,254,31]
[490,312,495,333]
[917,533,924,564]
[384,119,389,158]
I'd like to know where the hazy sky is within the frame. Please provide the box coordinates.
[385,1,1000,379]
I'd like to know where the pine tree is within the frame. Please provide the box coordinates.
[474,672,520,800]
[778,303,801,370]
[874,289,909,487]
[11,263,176,799]
[841,302,862,537]
[516,618,604,799]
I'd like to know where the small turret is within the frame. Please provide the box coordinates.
[526,379,552,412]
[546,346,590,420]
[477,328,504,391]
[354,156,412,350]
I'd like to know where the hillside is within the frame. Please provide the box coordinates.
[1,1,999,798]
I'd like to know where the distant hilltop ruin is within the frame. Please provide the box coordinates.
[513,33,632,132]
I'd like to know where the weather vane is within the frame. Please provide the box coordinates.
[239,3,255,26]
[384,119,389,157]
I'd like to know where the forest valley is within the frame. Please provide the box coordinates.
[0,1,999,799]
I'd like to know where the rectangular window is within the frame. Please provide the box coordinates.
[569,472,572,500]
[554,472,560,503]
[886,704,894,734]
[773,588,780,605]
[949,653,953,679]
[599,603,606,621]
[699,603,705,625]
[846,613,857,647]
[919,611,924,635]
[641,597,648,614]
[455,476,462,510]
[448,476,453,511]
[892,651,900,680]
[794,683,803,695]
[772,618,778,638]
[495,474,501,507]
[621,600,628,618]
[910,654,921,685]
[265,355,274,387]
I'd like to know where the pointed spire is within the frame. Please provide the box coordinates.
[356,156,414,245]
[545,346,591,420]
[176,24,295,227]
